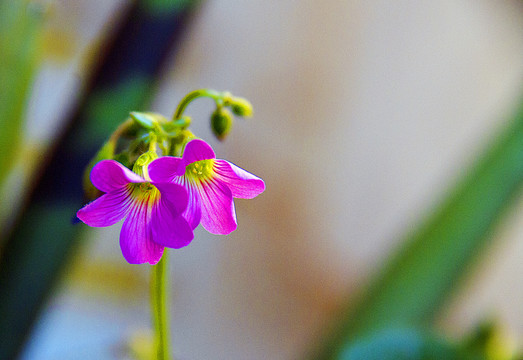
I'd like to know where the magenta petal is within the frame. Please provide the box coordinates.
[77,188,131,227]
[182,139,216,163]
[149,157,185,180]
[120,202,163,264]
[181,182,202,229]
[151,201,194,249]
[91,160,143,193]
[214,160,265,199]
[198,180,237,235]
[154,182,188,214]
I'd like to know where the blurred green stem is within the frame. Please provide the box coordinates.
[151,252,170,360]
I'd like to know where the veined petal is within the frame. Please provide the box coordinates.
[77,187,132,227]
[153,182,188,214]
[214,160,265,199]
[197,179,237,235]
[91,160,143,193]
[182,139,216,163]
[149,157,185,180]
[179,180,202,230]
[120,195,163,265]
[151,200,194,249]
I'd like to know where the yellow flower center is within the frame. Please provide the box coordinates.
[186,159,215,182]
[139,182,155,192]
[128,182,160,206]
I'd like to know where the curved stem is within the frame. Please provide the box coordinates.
[151,252,170,360]
[109,117,134,143]
[173,89,224,119]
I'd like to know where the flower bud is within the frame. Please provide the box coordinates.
[211,108,234,141]
[133,151,158,180]
[230,97,253,117]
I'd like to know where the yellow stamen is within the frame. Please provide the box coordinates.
[186,159,214,182]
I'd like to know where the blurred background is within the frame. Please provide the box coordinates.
[1,0,523,359]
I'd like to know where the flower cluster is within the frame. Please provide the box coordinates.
[76,90,264,264]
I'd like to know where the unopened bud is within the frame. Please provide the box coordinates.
[211,108,234,141]
[230,97,253,117]
[133,151,158,180]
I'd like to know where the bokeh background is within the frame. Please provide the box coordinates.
[1,0,523,359]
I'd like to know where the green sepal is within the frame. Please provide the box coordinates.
[130,111,167,129]
[164,115,191,131]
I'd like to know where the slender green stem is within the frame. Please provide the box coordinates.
[109,118,134,143]
[173,89,225,119]
[151,252,170,360]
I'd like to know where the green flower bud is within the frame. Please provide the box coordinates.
[133,151,158,180]
[230,97,253,117]
[211,107,234,141]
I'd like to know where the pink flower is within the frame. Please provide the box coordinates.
[148,139,265,235]
[77,160,194,264]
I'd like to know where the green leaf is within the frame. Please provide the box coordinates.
[311,98,523,359]
[0,0,44,190]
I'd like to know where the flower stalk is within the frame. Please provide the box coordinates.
[151,252,170,360]
[77,89,264,360]
[173,89,223,119]
[173,89,252,121]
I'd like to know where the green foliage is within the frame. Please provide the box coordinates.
[339,328,483,360]
[0,202,79,360]
[80,76,153,148]
[461,320,518,360]
[0,0,44,189]
[311,100,523,359]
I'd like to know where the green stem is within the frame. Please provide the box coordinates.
[151,252,170,360]
[173,89,225,119]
